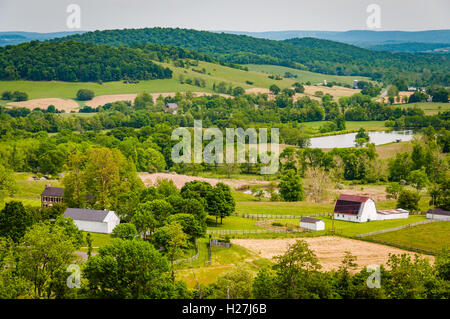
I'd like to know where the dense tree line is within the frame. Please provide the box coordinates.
[0,41,172,81]
[57,27,450,86]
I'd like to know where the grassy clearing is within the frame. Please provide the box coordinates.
[300,120,387,136]
[365,221,450,254]
[79,232,113,253]
[244,64,370,86]
[232,191,262,202]
[207,216,263,230]
[175,237,271,288]
[375,141,413,159]
[2,173,61,208]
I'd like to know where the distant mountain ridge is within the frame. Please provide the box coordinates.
[0,31,85,46]
[218,29,450,45]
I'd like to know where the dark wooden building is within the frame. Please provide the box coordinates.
[41,185,64,207]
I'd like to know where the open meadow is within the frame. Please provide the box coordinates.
[365,221,450,254]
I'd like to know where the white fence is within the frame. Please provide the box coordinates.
[234,212,331,220]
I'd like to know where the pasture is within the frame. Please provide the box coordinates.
[404,102,450,115]
[365,221,450,254]
[244,64,370,86]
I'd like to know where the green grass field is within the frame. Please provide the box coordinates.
[402,102,450,115]
[365,221,450,254]
[244,64,371,86]
[301,120,387,132]
[270,214,427,237]
[207,216,263,230]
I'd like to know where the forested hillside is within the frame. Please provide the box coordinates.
[58,27,450,86]
[0,41,173,82]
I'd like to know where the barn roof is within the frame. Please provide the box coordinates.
[64,208,112,222]
[333,194,370,215]
[426,208,450,216]
[301,217,323,224]
[41,186,64,197]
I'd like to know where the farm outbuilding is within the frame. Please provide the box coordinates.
[64,208,120,234]
[164,102,178,114]
[333,194,378,223]
[426,208,450,221]
[300,217,325,231]
[377,208,409,220]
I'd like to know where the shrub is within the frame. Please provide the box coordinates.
[271,222,283,227]
[76,89,95,101]
[12,91,28,101]
[1,91,12,100]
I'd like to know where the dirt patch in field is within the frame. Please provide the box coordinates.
[85,94,137,108]
[7,98,79,112]
[231,237,433,272]
[303,85,360,98]
[245,87,271,95]
[139,172,268,190]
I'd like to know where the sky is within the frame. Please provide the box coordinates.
[0,0,449,33]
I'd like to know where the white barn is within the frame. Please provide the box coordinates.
[300,217,325,231]
[333,194,378,223]
[64,208,120,234]
[426,208,450,221]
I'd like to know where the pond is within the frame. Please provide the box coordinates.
[309,130,414,149]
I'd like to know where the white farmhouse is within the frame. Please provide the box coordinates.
[64,208,120,234]
[426,208,450,221]
[300,217,325,231]
[333,194,378,223]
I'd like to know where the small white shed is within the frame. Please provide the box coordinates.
[426,208,450,221]
[64,208,120,234]
[300,217,325,231]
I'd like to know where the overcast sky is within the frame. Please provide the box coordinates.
[1,0,449,33]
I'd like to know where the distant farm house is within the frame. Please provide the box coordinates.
[41,186,64,207]
[64,208,120,234]
[426,208,450,221]
[300,217,325,231]
[40,185,92,207]
[333,194,409,223]
[164,102,178,114]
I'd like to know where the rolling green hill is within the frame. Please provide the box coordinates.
[57,27,450,86]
